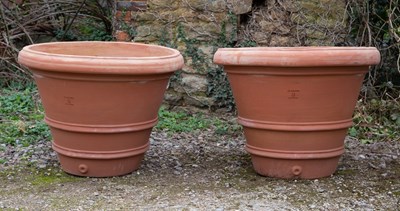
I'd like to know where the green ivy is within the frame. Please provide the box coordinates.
[207,12,257,110]
[177,24,207,73]
[0,85,51,146]
[349,98,400,143]
[156,13,257,110]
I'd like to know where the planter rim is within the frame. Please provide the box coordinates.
[214,47,381,67]
[18,41,184,74]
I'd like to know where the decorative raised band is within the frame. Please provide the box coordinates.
[52,142,149,159]
[45,117,158,133]
[246,144,344,160]
[238,117,353,131]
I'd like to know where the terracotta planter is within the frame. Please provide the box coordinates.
[18,41,183,177]
[214,47,380,179]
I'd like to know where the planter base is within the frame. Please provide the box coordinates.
[57,153,145,177]
[246,137,345,179]
[243,123,347,179]
[250,155,341,179]
[50,126,152,177]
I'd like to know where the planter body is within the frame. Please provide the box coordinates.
[19,42,183,177]
[214,47,380,179]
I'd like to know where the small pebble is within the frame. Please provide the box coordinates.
[38,164,46,169]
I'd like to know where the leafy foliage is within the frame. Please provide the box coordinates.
[349,98,400,143]
[0,85,51,146]
[55,19,113,41]
[156,106,241,135]
[156,107,211,133]
[207,66,236,111]
[176,24,207,73]
[207,13,257,110]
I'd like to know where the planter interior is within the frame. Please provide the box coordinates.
[18,41,183,177]
[214,47,380,179]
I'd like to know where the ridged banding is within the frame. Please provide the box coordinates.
[246,144,344,160]
[45,117,158,133]
[53,142,149,159]
[238,117,353,131]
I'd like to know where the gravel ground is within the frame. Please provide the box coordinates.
[0,110,399,210]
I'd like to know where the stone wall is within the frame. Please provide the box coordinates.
[114,0,348,108]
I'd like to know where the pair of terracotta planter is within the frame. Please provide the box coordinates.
[18,42,380,179]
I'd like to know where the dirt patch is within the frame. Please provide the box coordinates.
[0,110,399,210]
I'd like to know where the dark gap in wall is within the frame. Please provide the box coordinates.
[252,0,266,7]
[240,0,266,26]
[240,0,268,25]
[239,12,251,25]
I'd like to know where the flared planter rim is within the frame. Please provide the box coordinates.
[214,46,381,67]
[18,41,184,74]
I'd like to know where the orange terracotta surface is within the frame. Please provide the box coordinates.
[19,41,184,177]
[214,47,380,179]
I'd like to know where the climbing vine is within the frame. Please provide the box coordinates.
[207,12,256,110]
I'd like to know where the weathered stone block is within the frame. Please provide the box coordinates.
[182,62,196,74]
[181,74,208,93]
[227,0,252,14]
[208,0,227,12]
[252,32,270,45]
[181,22,221,40]
[184,95,214,107]
[134,24,165,42]
[116,1,147,11]
[259,20,291,35]
[292,0,346,28]
[269,35,292,46]
[160,8,197,23]
[197,11,227,23]
[305,29,327,39]
[148,0,180,9]
[184,0,227,12]
[164,90,183,105]
[198,46,215,58]
[131,11,157,22]
[259,21,276,32]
